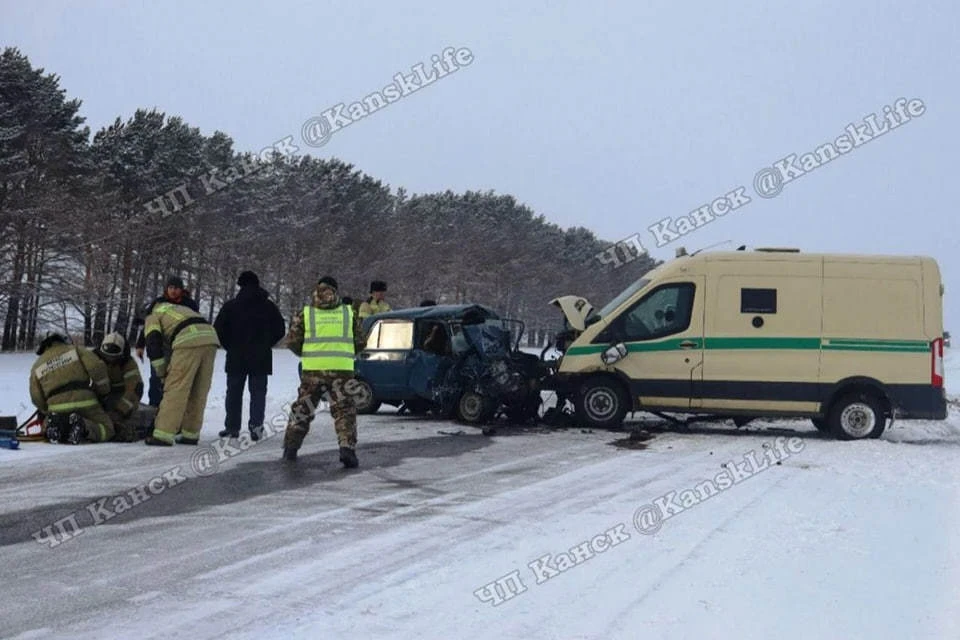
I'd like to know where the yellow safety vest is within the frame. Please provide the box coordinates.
[301,304,355,372]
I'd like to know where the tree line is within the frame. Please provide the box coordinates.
[0,47,658,352]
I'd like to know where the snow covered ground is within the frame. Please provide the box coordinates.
[1,348,959,639]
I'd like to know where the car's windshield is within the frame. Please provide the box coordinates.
[591,277,652,322]
[450,318,510,355]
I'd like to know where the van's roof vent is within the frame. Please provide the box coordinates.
[754,247,800,252]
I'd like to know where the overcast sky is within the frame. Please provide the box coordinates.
[3,0,958,326]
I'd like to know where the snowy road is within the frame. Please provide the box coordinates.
[2,350,959,639]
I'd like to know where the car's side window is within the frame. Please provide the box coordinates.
[364,321,381,350]
[450,323,468,353]
[376,320,414,350]
[614,283,695,341]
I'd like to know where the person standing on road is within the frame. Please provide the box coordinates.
[142,301,220,446]
[281,275,365,466]
[134,276,200,407]
[213,270,286,440]
[358,280,391,321]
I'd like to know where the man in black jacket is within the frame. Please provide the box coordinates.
[134,276,200,406]
[213,270,286,440]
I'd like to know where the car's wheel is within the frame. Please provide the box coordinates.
[811,417,829,432]
[456,391,497,424]
[828,392,886,440]
[352,379,381,414]
[574,377,629,429]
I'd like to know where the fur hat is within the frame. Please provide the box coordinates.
[370,280,387,293]
[165,275,185,289]
[237,270,259,287]
[317,275,338,290]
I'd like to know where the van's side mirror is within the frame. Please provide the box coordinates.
[601,342,628,365]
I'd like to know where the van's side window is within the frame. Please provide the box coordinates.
[741,288,777,314]
[616,283,695,341]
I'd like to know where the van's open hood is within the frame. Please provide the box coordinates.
[549,295,594,331]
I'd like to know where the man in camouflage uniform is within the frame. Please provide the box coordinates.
[93,332,145,442]
[143,301,220,446]
[29,333,114,444]
[282,275,365,466]
[358,280,391,321]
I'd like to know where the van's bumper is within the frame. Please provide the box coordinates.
[891,386,948,420]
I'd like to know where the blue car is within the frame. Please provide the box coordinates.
[352,304,544,427]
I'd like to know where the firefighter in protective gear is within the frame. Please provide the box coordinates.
[282,275,365,466]
[29,333,114,444]
[357,280,391,321]
[94,332,145,442]
[142,302,220,446]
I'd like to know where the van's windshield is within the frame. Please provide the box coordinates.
[590,278,651,323]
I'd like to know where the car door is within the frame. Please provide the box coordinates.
[596,277,705,410]
[356,319,415,398]
[407,320,452,400]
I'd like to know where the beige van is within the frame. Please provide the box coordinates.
[548,247,947,439]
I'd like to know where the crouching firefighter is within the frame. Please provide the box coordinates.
[94,332,145,441]
[143,301,220,446]
[29,333,114,444]
[282,275,365,467]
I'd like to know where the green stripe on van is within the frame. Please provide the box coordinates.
[703,337,820,350]
[565,336,930,356]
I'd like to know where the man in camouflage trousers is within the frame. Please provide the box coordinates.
[143,301,220,446]
[282,275,366,467]
[93,332,145,442]
[29,333,115,444]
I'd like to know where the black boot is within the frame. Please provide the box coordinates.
[339,446,358,468]
[282,447,298,462]
[145,435,173,447]
[250,425,264,441]
[218,429,239,438]
[45,413,68,444]
[65,413,86,445]
[175,434,199,445]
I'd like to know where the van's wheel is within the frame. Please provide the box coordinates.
[456,391,497,425]
[575,377,629,429]
[353,380,381,414]
[811,418,829,432]
[828,392,886,440]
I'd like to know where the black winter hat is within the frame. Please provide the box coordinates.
[370,280,387,293]
[237,270,259,287]
[419,299,437,306]
[317,275,338,290]
[165,275,185,289]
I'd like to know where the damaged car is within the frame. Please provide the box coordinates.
[353,304,545,430]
